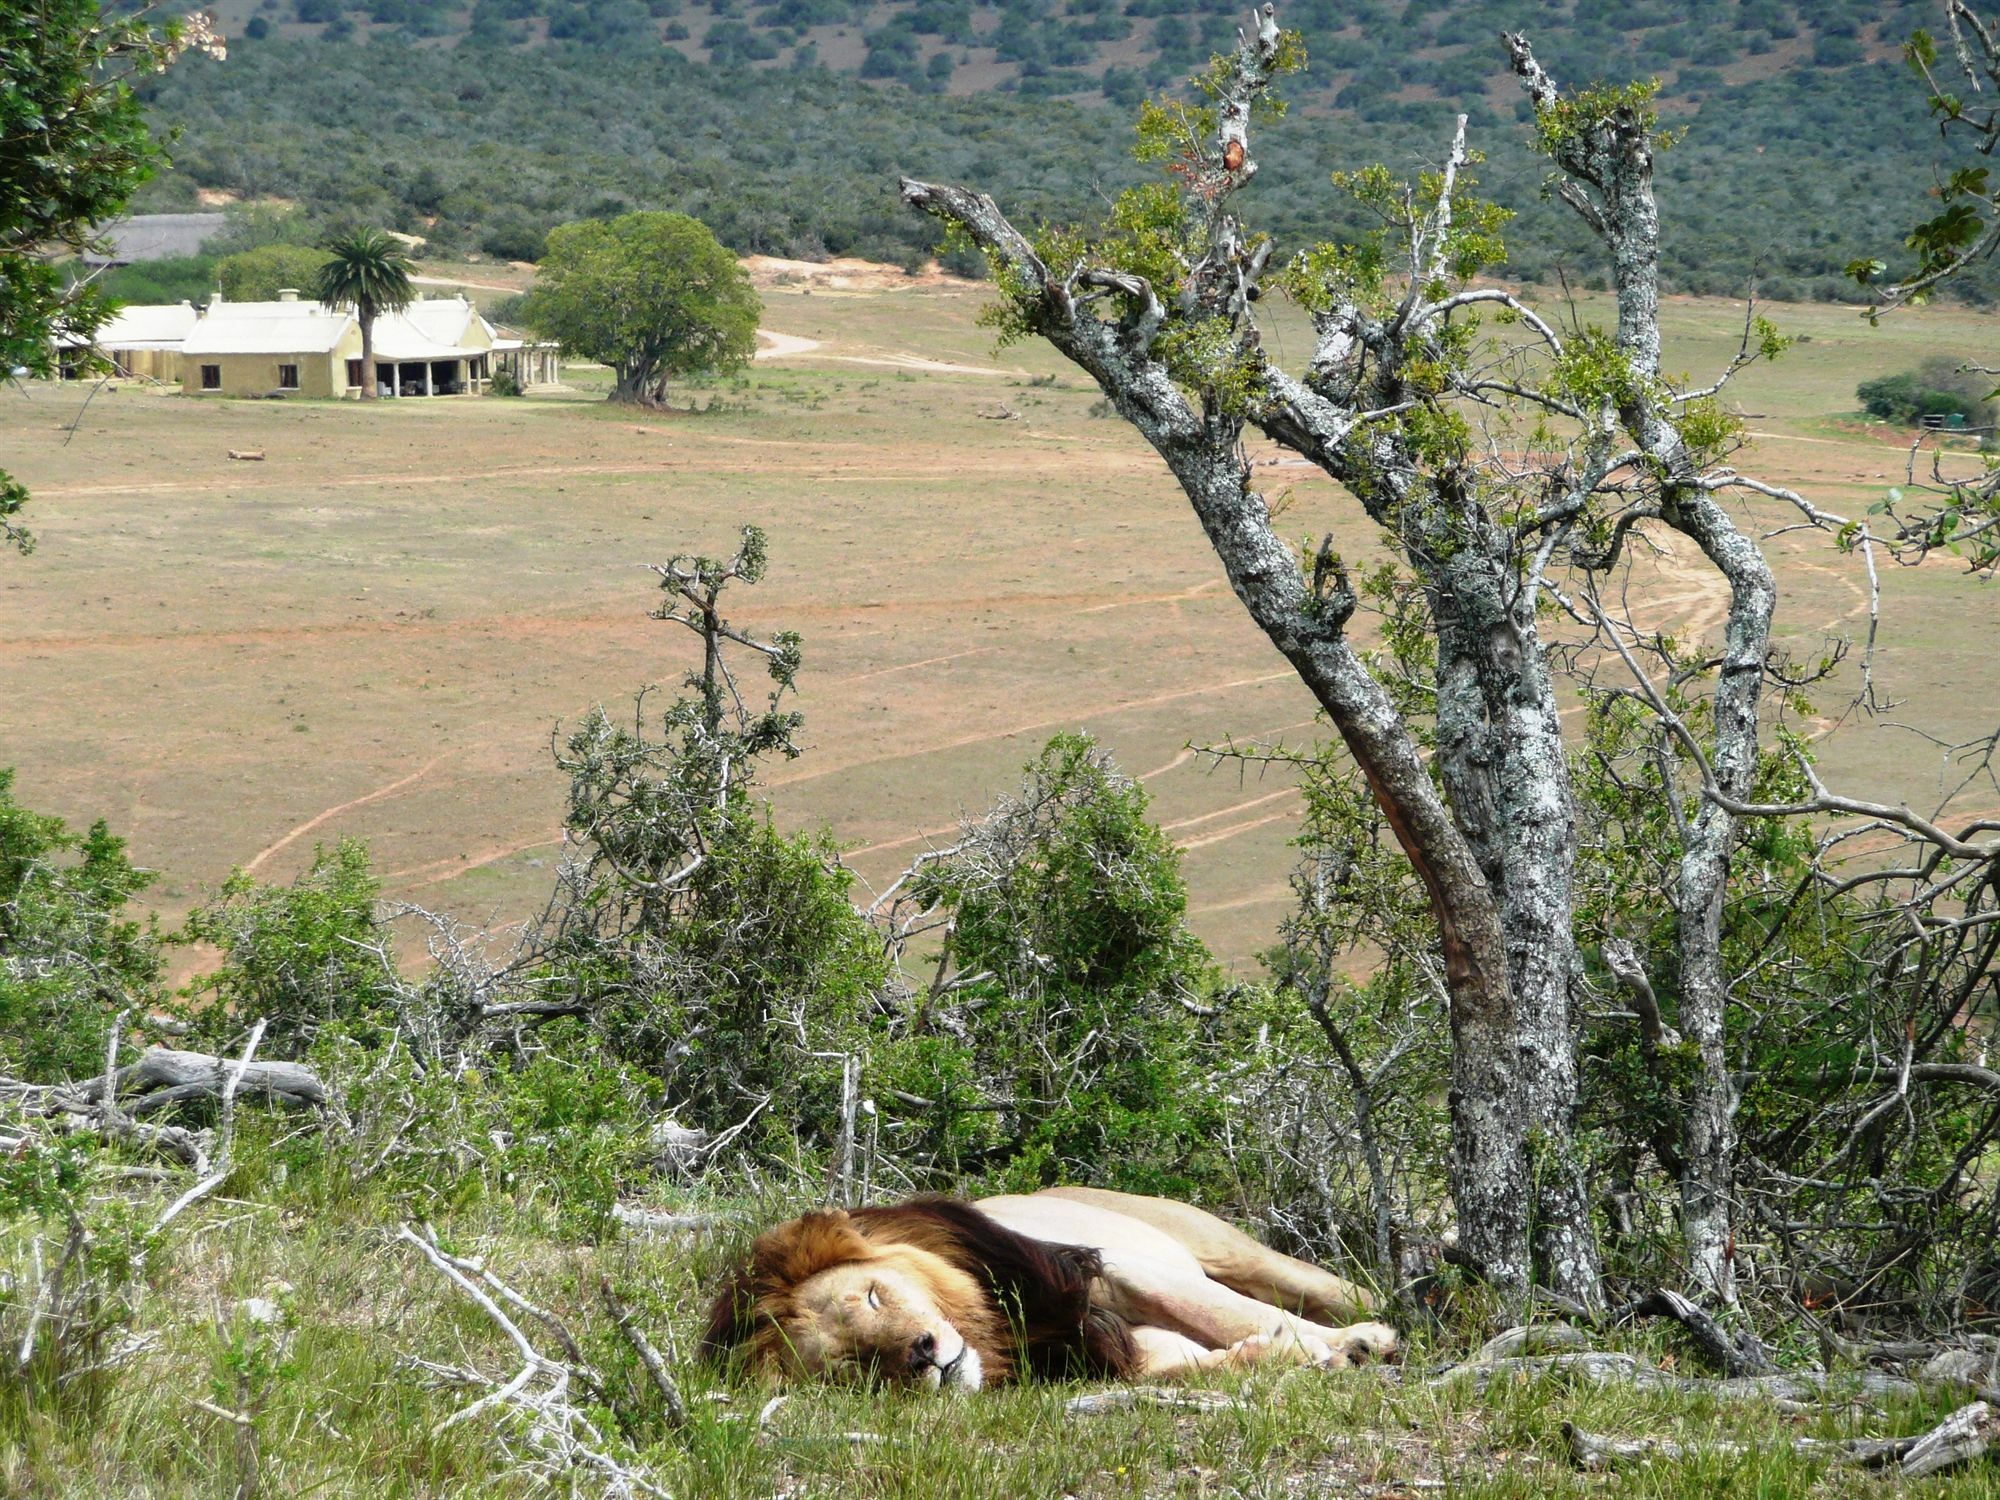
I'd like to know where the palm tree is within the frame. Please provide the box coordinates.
[314,228,415,400]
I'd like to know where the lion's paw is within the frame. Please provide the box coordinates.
[1219,1329,1335,1369]
[1331,1321,1399,1366]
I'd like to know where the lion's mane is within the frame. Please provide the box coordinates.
[701,1195,1139,1382]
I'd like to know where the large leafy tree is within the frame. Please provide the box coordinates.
[0,2,219,552]
[313,227,415,400]
[522,211,759,406]
[902,9,1853,1309]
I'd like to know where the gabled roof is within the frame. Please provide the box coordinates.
[81,214,227,266]
[371,300,486,361]
[56,301,202,349]
[151,294,497,361]
[401,296,478,344]
[182,301,356,356]
[99,302,202,349]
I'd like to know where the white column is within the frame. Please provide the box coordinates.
[423,363,433,397]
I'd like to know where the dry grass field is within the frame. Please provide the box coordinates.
[1,274,1995,970]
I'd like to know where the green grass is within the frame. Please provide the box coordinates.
[8,1136,2000,1498]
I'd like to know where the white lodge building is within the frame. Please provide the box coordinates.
[177,290,546,399]
[61,289,558,399]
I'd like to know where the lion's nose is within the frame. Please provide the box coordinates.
[908,1332,938,1370]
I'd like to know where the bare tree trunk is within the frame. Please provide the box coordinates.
[898,177,1536,1296]
[359,314,375,400]
[1505,36,1778,1303]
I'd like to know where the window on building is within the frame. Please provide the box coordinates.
[200,365,221,390]
[278,364,299,390]
[346,359,364,389]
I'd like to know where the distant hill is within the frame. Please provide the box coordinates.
[134,0,1983,303]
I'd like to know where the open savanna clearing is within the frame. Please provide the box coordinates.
[1,280,1995,968]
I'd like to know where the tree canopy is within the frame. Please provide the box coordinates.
[314,227,414,398]
[0,1,218,551]
[312,227,414,321]
[521,211,759,406]
[217,243,332,302]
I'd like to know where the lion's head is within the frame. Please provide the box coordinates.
[702,1197,1136,1390]
[701,1207,1006,1390]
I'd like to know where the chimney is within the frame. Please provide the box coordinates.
[277,287,299,302]
[206,291,223,313]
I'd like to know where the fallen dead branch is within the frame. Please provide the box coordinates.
[1065,1386,1246,1416]
[610,1202,729,1236]
[1565,1399,2000,1479]
[226,449,265,461]
[115,1046,326,1115]
[1433,1350,1922,1403]
[1466,1322,1592,1365]
[1,1075,206,1168]
[141,1022,270,1271]
[396,1223,670,1499]
[1620,1289,1775,1377]
[752,1393,890,1447]
[600,1278,687,1431]
[0,1040,325,1174]
[1529,1289,1774,1377]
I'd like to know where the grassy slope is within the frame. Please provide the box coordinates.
[5,1148,1996,1498]
[1,283,1994,971]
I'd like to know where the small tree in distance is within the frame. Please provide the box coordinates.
[522,211,759,407]
[314,228,416,401]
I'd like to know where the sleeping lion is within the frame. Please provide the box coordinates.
[702,1186,1397,1388]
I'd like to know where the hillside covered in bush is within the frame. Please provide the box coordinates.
[133,0,1982,302]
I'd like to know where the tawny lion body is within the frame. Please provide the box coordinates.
[702,1187,1397,1388]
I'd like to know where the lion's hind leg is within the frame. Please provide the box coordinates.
[1125,1325,1230,1379]
[1124,1326,1333,1379]
[1041,1187,1379,1321]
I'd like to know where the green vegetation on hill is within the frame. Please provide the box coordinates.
[129,0,1993,302]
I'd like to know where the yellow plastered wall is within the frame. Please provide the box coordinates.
[183,352,349,398]
[105,349,182,383]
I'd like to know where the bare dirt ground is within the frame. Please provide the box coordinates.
[2,284,1994,971]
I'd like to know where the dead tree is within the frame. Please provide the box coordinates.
[903,8,1839,1306]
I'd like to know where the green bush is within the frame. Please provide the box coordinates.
[215,243,333,301]
[1857,357,1996,429]
[906,733,1224,1196]
[556,813,888,1146]
[180,839,399,1059]
[0,771,162,1081]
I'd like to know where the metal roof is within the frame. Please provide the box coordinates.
[181,302,355,356]
[81,214,227,266]
[89,295,499,363]
[94,302,202,348]
[371,298,493,360]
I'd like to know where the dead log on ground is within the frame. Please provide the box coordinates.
[1433,1350,1921,1403]
[116,1048,326,1113]
[1564,1399,2000,1479]
[1066,1387,1245,1416]
[1622,1288,1776,1377]
[397,1223,671,1497]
